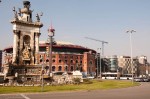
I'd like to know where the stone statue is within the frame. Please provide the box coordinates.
[12,7,18,20]
[36,13,40,22]
[36,12,43,22]
[22,42,31,59]
[23,1,31,9]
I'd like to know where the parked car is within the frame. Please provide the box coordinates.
[134,77,143,82]
[143,78,149,82]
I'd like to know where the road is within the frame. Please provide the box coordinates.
[0,82,150,99]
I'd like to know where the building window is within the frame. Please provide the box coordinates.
[76,60,78,63]
[46,59,49,62]
[52,66,55,71]
[45,66,49,73]
[40,59,43,63]
[58,66,62,71]
[70,60,73,63]
[71,66,74,71]
[65,66,68,71]
[52,59,55,63]
[65,60,67,63]
[80,61,82,64]
[59,60,62,63]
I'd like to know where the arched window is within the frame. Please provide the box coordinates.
[40,59,43,63]
[52,66,55,71]
[65,66,68,71]
[59,60,62,63]
[70,60,73,63]
[76,60,78,63]
[46,59,49,62]
[65,60,67,63]
[58,66,62,71]
[71,66,74,71]
[45,66,49,73]
[52,59,55,63]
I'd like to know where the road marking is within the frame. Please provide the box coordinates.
[20,94,30,99]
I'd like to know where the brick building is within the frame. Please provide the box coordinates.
[3,41,96,77]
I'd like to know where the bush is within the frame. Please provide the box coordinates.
[73,78,81,84]
[83,79,93,84]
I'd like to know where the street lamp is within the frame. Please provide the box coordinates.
[126,30,136,84]
[47,25,55,76]
[41,62,44,92]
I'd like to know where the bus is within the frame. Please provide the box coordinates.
[120,74,133,80]
[101,72,118,80]
[101,72,132,80]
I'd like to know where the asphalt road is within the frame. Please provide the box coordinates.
[0,82,150,99]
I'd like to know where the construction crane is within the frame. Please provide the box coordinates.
[85,37,108,56]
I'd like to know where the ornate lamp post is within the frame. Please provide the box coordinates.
[47,25,55,76]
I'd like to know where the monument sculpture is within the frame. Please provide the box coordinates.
[3,1,44,85]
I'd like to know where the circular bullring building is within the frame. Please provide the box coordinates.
[3,41,96,76]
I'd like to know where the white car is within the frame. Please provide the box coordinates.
[143,78,149,82]
[134,78,143,82]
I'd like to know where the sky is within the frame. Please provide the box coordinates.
[0,0,150,61]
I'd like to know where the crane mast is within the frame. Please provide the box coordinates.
[85,37,108,56]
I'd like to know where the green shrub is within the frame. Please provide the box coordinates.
[73,78,81,84]
[83,79,93,84]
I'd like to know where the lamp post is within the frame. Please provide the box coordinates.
[41,62,44,92]
[47,25,55,76]
[126,30,136,84]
